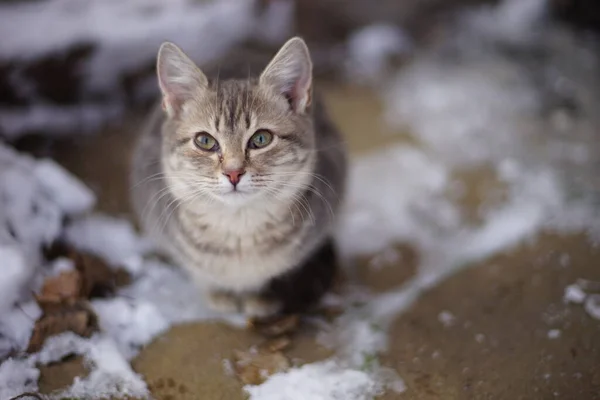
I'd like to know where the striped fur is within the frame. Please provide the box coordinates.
[130,38,347,316]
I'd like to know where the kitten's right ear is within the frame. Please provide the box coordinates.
[156,42,208,117]
[260,37,313,114]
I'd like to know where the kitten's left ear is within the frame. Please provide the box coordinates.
[260,37,313,114]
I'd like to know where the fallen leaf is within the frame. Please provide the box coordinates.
[259,336,292,353]
[73,251,119,298]
[27,300,97,353]
[316,305,345,321]
[43,241,132,299]
[232,347,290,385]
[249,314,300,337]
[37,270,82,303]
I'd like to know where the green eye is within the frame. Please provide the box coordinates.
[249,130,273,149]
[194,132,218,151]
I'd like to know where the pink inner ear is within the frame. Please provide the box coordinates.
[289,76,310,111]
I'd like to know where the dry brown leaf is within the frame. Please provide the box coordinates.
[232,347,290,385]
[316,305,345,321]
[43,241,132,299]
[73,251,119,298]
[37,270,82,303]
[27,300,98,353]
[249,314,300,337]
[259,336,292,353]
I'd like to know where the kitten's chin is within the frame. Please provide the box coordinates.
[215,189,258,207]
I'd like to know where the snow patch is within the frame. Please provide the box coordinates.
[34,160,95,215]
[584,295,600,320]
[547,329,561,339]
[438,311,456,327]
[120,259,216,325]
[345,23,412,84]
[0,358,39,400]
[92,298,169,360]
[245,360,382,400]
[564,284,586,304]
[563,281,600,320]
[0,247,31,314]
[64,215,150,275]
[461,0,548,45]
[64,337,149,399]
[0,302,41,361]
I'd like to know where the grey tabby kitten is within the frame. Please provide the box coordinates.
[131,37,347,317]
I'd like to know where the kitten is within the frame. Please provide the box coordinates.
[130,37,347,317]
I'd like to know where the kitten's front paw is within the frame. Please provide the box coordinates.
[207,290,240,314]
[241,294,281,318]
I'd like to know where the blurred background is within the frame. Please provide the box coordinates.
[1,0,600,399]
[0,0,598,141]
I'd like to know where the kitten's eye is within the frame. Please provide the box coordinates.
[248,130,273,149]
[194,132,218,151]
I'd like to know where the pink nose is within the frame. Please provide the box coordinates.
[223,169,245,186]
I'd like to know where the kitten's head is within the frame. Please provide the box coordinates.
[157,37,316,209]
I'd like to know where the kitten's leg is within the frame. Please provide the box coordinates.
[207,289,240,314]
[262,237,338,314]
[240,293,282,318]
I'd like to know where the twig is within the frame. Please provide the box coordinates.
[9,393,46,400]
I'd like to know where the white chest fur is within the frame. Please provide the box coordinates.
[173,201,306,292]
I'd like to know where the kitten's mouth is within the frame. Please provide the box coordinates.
[221,187,251,197]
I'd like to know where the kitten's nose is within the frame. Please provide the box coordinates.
[223,169,245,187]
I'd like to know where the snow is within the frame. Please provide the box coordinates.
[345,23,413,84]
[63,337,149,399]
[461,0,548,45]
[34,160,95,216]
[92,298,169,360]
[245,360,381,400]
[563,281,600,320]
[0,143,94,259]
[584,295,600,320]
[120,260,217,325]
[64,215,150,275]
[0,247,30,314]
[563,284,586,304]
[0,301,41,362]
[547,329,561,339]
[0,358,39,400]
[0,104,123,141]
[438,311,456,327]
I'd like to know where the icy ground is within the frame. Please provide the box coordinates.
[2,0,600,399]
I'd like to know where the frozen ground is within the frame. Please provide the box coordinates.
[1,0,600,399]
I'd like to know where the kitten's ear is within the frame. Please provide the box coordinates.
[156,42,208,117]
[260,37,313,114]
